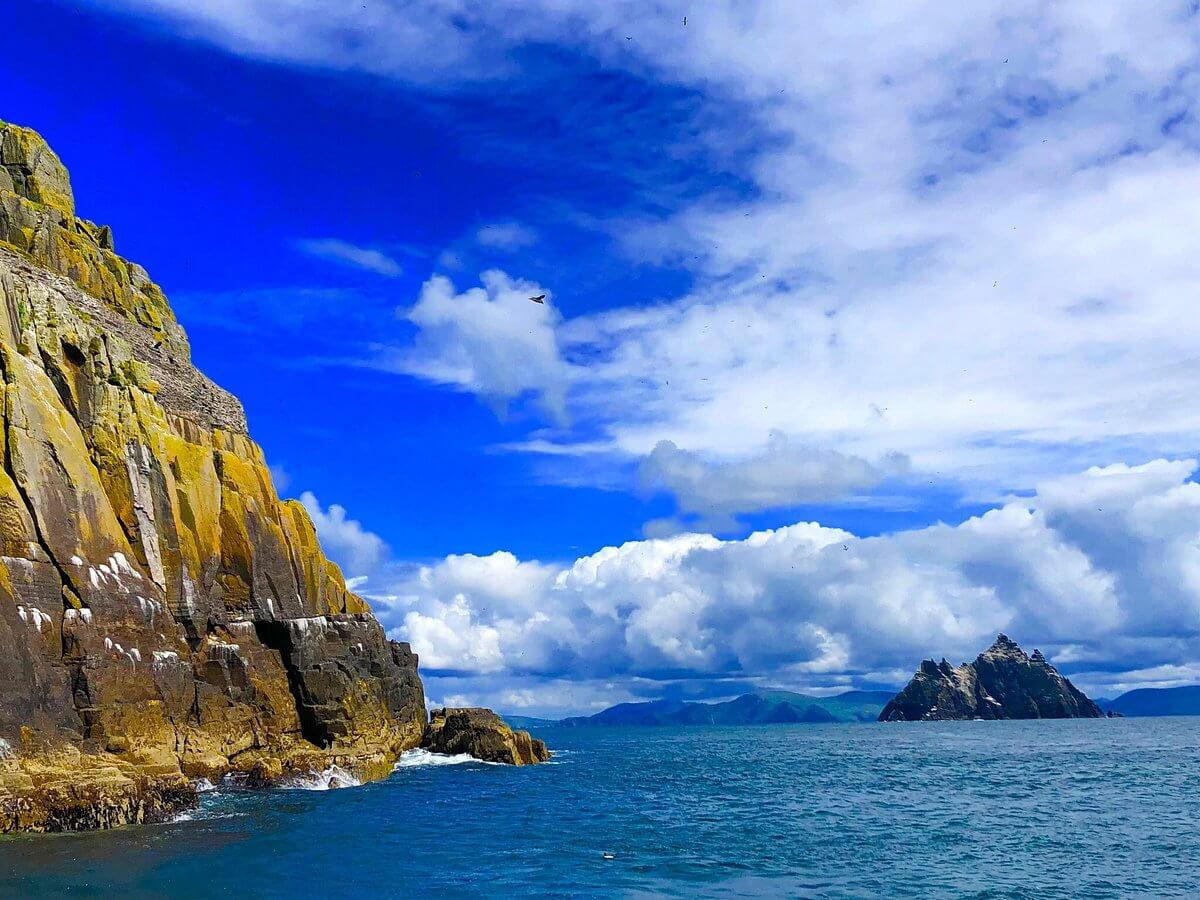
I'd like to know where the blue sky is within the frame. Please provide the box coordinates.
[8,0,1200,716]
[2,0,704,560]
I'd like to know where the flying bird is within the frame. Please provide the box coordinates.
[530,294,546,304]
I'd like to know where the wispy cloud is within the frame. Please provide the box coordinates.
[117,1,1200,502]
[639,435,910,533]
[268,463,291,494]
[476,221,537,250]
[295,238,402,277]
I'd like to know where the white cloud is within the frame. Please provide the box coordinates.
[388,270,572,421]
[109,1,1200,507]
[299,491,388,577]
[640,434,909,530]
[534,2,1200,497]
[475,222,537,250]
[296,238,402,278]
[365,460,1200,713]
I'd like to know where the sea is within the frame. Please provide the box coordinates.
[3,718,1199,898]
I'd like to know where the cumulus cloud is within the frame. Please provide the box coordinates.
[364,461,1200,714]
[296,238,402,278]
[299,491,388,577]
[388,270,573,421]
[640,434,910,531]
[475,222,537,250]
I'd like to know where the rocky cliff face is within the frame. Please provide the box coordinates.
[879,634,1103,721]
[0,120,426,831]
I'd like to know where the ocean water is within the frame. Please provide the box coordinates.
[4,718,1200,898]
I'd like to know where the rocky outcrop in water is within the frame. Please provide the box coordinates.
[879,634,1103,721]
[422,708,550,765]
[0,119,427,831]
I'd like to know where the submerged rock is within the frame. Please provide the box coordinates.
[422,708,550,765]
[880,634,1103,722]
[0,119,428,831]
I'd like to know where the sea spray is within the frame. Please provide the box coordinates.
[280,765,362,791]
[393,749,500,769]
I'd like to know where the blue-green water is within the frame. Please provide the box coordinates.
[4,718,1200,898]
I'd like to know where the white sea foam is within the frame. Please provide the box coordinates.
[193,777,217,793]
[392,749,499,769]
[280,765,362,791]
[168,802,244,824]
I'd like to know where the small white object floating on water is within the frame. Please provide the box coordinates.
[602,852,616,860]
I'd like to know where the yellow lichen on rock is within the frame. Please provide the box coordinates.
[0,119,428,833]
[0,120,74,216]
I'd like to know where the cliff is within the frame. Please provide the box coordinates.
[879,634,1103,721]
[0,120,427,831]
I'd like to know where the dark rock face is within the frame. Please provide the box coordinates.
[255,617,426,750]
[880,635,1103,721]
[422,708,550,765]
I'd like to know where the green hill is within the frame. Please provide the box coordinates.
[554,689,894,727]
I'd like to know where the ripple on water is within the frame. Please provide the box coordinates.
[2,719,1200,897]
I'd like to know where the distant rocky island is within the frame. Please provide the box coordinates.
[880,634,1103,721]
[0,119,543,834]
